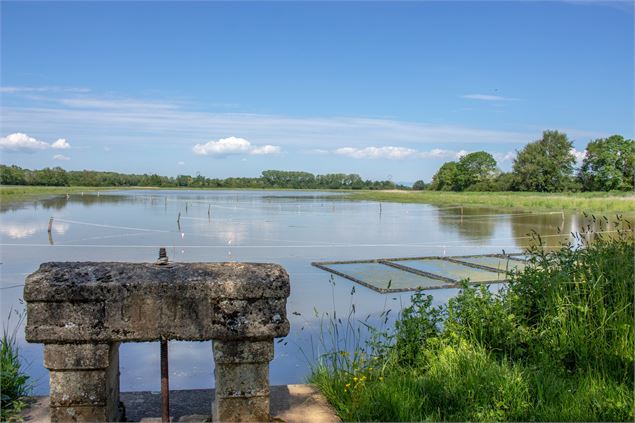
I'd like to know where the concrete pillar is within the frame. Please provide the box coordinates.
[212,340,274,422]
[44,343,123,422]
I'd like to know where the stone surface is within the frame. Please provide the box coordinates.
[44,343,110,369]
[24,261,292,422]
[213,395,269,422]
[215,363,270,397]
[213,340,274,364]
[46,343,121,422]
[21,386,340,423]
[24,262,290,343]
[213,340,274,421]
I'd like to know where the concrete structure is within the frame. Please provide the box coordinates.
[24,261,290,422]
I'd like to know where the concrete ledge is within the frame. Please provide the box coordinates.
[20,385,340,423]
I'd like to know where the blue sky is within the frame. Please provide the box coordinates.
[1,1,633,183]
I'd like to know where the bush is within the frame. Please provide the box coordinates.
[310,217,634,421]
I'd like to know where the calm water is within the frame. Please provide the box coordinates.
[0,190,621,394]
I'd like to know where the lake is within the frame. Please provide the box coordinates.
[0,189,621,395]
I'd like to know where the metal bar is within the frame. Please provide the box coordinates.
[161,339,170,422]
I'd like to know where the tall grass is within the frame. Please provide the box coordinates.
[310,217,634,421]
[343,190,635,213]
[1,308,32,421]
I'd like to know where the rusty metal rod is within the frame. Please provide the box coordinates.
[161,339,169,422]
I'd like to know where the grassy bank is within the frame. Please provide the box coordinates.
[0,185,130,202]
[310,219,634,421]
[342,190,635,213]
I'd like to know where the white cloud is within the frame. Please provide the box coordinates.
[0,132,71,152]
[570,148,587,164]
[0,133,49,152]
[335,146,417,159]
[59,97,177,110]
[334,146,471,160]
[0,86,90,94]
[493,151,517,162]
[455,149,469,159]
[462,94,518,101]
[192,136,280,157]
[53,154,70,161]
[177,161,185,166]
[250,145,281,155]
[51,138,71,149]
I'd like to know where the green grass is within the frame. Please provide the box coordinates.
[0,185,128,202]
[341,190,635,213]
[1,309,32,422]
[310,217,635,421]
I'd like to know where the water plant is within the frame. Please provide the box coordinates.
[1,308,32,422]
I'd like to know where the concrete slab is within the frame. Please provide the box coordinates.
[20,384,340,423]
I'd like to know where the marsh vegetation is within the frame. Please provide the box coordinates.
[310,218,634,421]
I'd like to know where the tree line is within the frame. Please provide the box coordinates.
[0,167,403,190]
[1,131,631,192]
[415,131,634,192]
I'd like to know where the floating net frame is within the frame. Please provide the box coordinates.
[311,253,530,293]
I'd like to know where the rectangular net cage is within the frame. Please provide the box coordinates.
[312,254,529,293]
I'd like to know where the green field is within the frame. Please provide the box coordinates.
[342,190,635,213]
[0,185,132,202]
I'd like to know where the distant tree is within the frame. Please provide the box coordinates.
[0,165,27,185]
[412,180,426,190]
[430,162,460,191]
[31,167,69,186]
[578,135,635,191]
[512,130,575,192]
[456,151,498,190]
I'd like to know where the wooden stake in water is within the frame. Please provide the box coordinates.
[47,217,54,233]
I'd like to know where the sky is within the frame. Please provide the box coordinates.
[1,1,633,183]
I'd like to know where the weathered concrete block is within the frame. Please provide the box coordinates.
[24,261,291,422]
[50,405,110,422]
[44,343,110,370]
[25,262,290,343]
[215,363,270,397]
[213,395,270,423]
[213,340,274,364]
[47,343,121,422]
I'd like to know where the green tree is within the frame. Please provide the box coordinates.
[412,180,426,190]
[430,162,460,191]
[456,151,498,190]
[578,135,635,191]
[512,130,575,192]
[0,165,27,185]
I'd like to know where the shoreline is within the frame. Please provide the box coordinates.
[1,185,633,213]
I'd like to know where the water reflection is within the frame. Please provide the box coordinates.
[1,190,632,395]
[0,220,69,239]
[437,207,498,240]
